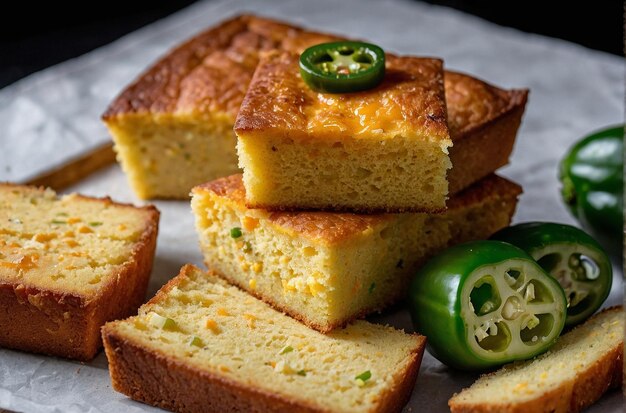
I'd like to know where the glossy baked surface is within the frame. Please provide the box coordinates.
[235,51,449,142]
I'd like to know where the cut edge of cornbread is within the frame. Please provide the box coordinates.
[102,264,426,413]
[235,51,452,213]
[105,112,239,200]
[191,174,521,332]
[449,306,624,413]
[0,183,159,360]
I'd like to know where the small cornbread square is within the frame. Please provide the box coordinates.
[235,50,451,213]
[449,307,624,413]
[102,265,425,413]
[0,184,159,360]
[191,174,521,332]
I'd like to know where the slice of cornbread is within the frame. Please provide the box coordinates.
[0,184,159,360]
[449,306,624,413]
[103,15,527,200]
[103,265,425,413]
[235,50,451,213]
[191,174,521,332]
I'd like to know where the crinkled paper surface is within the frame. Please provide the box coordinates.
[0,0,623,411]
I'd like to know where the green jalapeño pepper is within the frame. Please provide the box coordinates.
[559,125,623,257]
[408,241,566,371]
[299,41,385,93]
[491,222,612,327]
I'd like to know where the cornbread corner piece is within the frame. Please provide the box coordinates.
[102,265,426,413]
[102,15,341,200]
[235,50,452,213]
[449,307,624,413]
[191,174,521,332]
[0,184,159,360]
[446,71,528,194]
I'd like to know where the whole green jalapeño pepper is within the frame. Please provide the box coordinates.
[491,222,612,327]
[408,241,567,371]
[559,125,623,257]
[299,41,385,93]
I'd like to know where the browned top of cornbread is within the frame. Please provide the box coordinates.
[234,50,449,141]
[445,71,528,139]
[0,183,159,298]
[193,174,521,245]
[103,14,527,140]
[102,15,341,120]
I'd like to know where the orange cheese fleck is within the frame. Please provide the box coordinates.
[242,216,259,231]
[206,318,220,334]
[78,226,93,234]
[33,233,57,243]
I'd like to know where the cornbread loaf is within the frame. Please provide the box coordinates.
[191,174,521,332]
[0,184,159,360]
[102,265,425,413]
[449,306,624,413]
[235,51,451,213]
[103,14,527,200]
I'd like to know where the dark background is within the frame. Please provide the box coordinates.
[0,1,622,90]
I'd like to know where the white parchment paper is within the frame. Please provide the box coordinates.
[0,0,623,412]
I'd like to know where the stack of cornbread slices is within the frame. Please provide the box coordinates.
[102,15,528,413]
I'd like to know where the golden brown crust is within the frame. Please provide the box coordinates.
[234,51,449,143]
[194,174,520,246]
[448,307,624,413]
[0,187,159,360]
[445,72,527,138]
[103,264,426,413]
[102,15,341,121]
[194,175,393,245]
[376,345,426,413]
[103,326,325,413]
[446,71,529,194]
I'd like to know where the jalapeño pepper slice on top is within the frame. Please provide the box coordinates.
[491,222,612,327]
[559,125,623,257]
[299,41,385,93]
[408,241,566,371]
